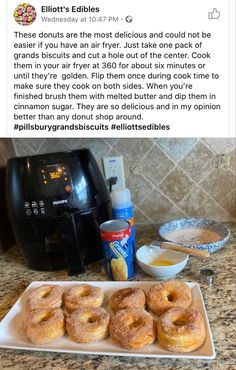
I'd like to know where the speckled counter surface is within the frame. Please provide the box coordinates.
[0,224,235,370]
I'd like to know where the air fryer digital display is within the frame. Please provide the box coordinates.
[49,171,61,180]
[38,164,72,196]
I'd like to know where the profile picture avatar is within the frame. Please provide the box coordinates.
[14,3,36,26]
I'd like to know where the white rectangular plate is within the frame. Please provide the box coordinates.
[0,281,215,359]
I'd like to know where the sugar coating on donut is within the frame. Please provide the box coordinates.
[147,281,192,316]
[23,308,65,344]
[110,308,156,349]
[28,285,64,311]
[110,287,146,311]
[64,284,104,312]
[158,306,206,352]
[66,307,110,343]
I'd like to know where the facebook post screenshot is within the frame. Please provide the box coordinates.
[0,1,236,369]
[4,0,236,137]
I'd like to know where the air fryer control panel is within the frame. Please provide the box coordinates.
[24,200,46,217]
[23,163,73,218]
[8,150,111,222]
[38,163,72,197]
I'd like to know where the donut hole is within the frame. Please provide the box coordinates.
[39,311,53,323]
[121,290,134,300]
[167,292,174,302]
[40,289,51,299]
[173,316,188,327]
[128,318,143,329]
[81,314,98,324]
[88,316,98,324]
[80,290,90,297]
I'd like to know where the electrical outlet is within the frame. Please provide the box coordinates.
[103,156,126,190]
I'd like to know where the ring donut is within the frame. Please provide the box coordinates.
[158,307,206,352]
[66,307,110,343]
[110,287,146,311]
[23,308,65,344]
[110,308,156,349]
[147,281,192,316]
[64,284,104,312]
[28,284,64,311]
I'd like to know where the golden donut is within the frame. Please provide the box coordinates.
[23,308,65,344]
[66,307,110,343]
[110,308,156,349]
[109,287,146,311]
[28,284,64,311]
[147,281,192,316]
[158,307,206,352]
[64,284,104,312]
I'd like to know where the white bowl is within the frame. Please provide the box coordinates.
[136,245,188,279]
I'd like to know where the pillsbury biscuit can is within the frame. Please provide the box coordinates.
[100,220,135,281]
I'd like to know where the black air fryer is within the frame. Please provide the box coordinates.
[6,149,111,275]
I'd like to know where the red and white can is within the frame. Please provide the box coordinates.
[100,220,135,281]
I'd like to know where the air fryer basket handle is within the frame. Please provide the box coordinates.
[58,214,85,275]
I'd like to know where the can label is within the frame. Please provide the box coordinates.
[100,220,135,281]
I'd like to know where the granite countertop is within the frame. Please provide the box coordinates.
[0,224,235,370]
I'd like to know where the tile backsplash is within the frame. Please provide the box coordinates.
[12,138,236,223]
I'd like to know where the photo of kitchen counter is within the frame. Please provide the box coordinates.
[0,223,235,370]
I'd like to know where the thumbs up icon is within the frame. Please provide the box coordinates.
[208,8,220,19]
